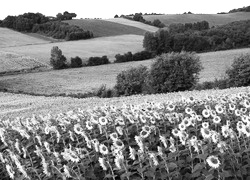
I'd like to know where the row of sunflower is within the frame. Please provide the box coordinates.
[1,91,250,179]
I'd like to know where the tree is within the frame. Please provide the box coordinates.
[50,46,67,69]
[152,19,165,28]
[148,52,203,93]
[114,14,119,18]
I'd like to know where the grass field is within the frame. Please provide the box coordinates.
[143,12,250,27]
[1,48,249,96]
[0,28,50,48]
[105,18,159,32]
[64,19,147,37]
[0,35,144,68]
[1,86,250,119]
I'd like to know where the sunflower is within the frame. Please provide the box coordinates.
[86,121,93,130]
[99,117,108,126]
[142,125,151,132]
[73,123,83,135]
[229,103,236,110]
[240,108,247,114]
[178,123,186,131]
[98,157,107,170]
[167,103,175,111]
[99,144,109,155]
[202,122,209,129]
[200,128,211,139]
[172,128,180,137]
[140,130,150,138]
[206,155,220,169]
[139,114,147,123]
[202,109,210,118]
[243,100,250,108]
[196,115,203,122]
[110,132,118,141]
[113,139,124,150]
[116,126,123,135]
[235,109,241,116]
[221,125,229,138]
[215,104,224,114]
[185,107,193,115]
[212,116,221,124]
[182,118,191,127]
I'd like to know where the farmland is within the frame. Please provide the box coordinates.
[0,47,249,96]
[0,34,144,70]
[64,19,149,37]
[143,12,250,27]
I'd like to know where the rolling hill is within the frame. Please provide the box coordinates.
[1,47,249,96]
[143,12,250,27]
[0,34,144,71]
[0,27,50,48]
[64,19,148,37]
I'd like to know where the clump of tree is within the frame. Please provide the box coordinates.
[56,11,77,20]
[114,51,153,63]
[70,56,82,68]
[143,20,250,55]
[50,46,67,69]
[87,56,110,66]
[229,5,250,13]
[1,13,49,31]
[32,21,93,40]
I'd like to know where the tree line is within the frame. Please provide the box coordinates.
[143,20,250,55]
[0,12,94,41]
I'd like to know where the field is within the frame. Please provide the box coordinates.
[106,18,159,32]
[64,19,149,37]
[0,28,50,48]
[1,85,250,119]
[0,34,144,70]
[0,47,249,96]
[143,12,250,27]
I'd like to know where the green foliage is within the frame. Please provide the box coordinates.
[50,46,67,69]
[32,21,93,40]
[115,66,149,96]
[152,19,165,28]
[226,54,250,87]
[195,78,229,90]
[87,56,110,66]
[70,56,82,68]
[56,11,77,20]
[229,5,250,13]
[148,51,203,93]
[114,51,153,63]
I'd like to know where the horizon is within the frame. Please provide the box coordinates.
[0,0,249,20]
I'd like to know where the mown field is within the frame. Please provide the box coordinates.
[0,48,249,96]
[64,19,149,37]
[1,86,250,119]
[0,34,144,71]
[106,18,159,32]
[143,12,250,27]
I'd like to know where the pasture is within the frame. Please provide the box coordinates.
[64,19,148,37]
[143,12,250,27]
[0,34,144,70]
[0,47,249,96]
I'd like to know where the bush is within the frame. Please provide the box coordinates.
[132,51,153,61]
[70,56,82,68]
[114,52,133,63]
[226,54,250,87]
[50,46,67,69]
[195,78,229,90]
[148,51,203,93]
[87,56,110,66]
[115,66,149,96]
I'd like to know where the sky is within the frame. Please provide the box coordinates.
[0,0,249,20]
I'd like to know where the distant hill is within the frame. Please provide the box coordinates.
[143,12,250,27]
[106,18,159,32]
[229,5,250,13]
[64,19,148,37]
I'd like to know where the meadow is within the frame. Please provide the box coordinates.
[143,12,250,27]
[0,34,144,70]
[64,19,149,37]
[0,47,249,96]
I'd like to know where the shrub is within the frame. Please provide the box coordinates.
[132,51,153,61]
[115,65,148,96]
[148,51,203,93]
[226,54,250,87]
[87,56,110,66]
[50,46,67,69]
[70,56,82,68]
[114,52,133,63]
[195,78,229,90]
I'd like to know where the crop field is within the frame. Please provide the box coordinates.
[0,47,249,96]
[1,85,250,179]
[143,12,250,27]
[0,28,50,48]
[0,86,250,119]
[0,34,144,67]
[106,18,159,32]
[64,19,148,37]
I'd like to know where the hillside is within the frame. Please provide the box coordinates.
[0,27,50,48]
[143,12,250,27]
[1,86,250,119]
[0,34,144,71]
[64,19,147,37]
[0,47,249,96]
[106,18,159,32]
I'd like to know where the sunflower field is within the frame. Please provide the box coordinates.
[1,90,250,179]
